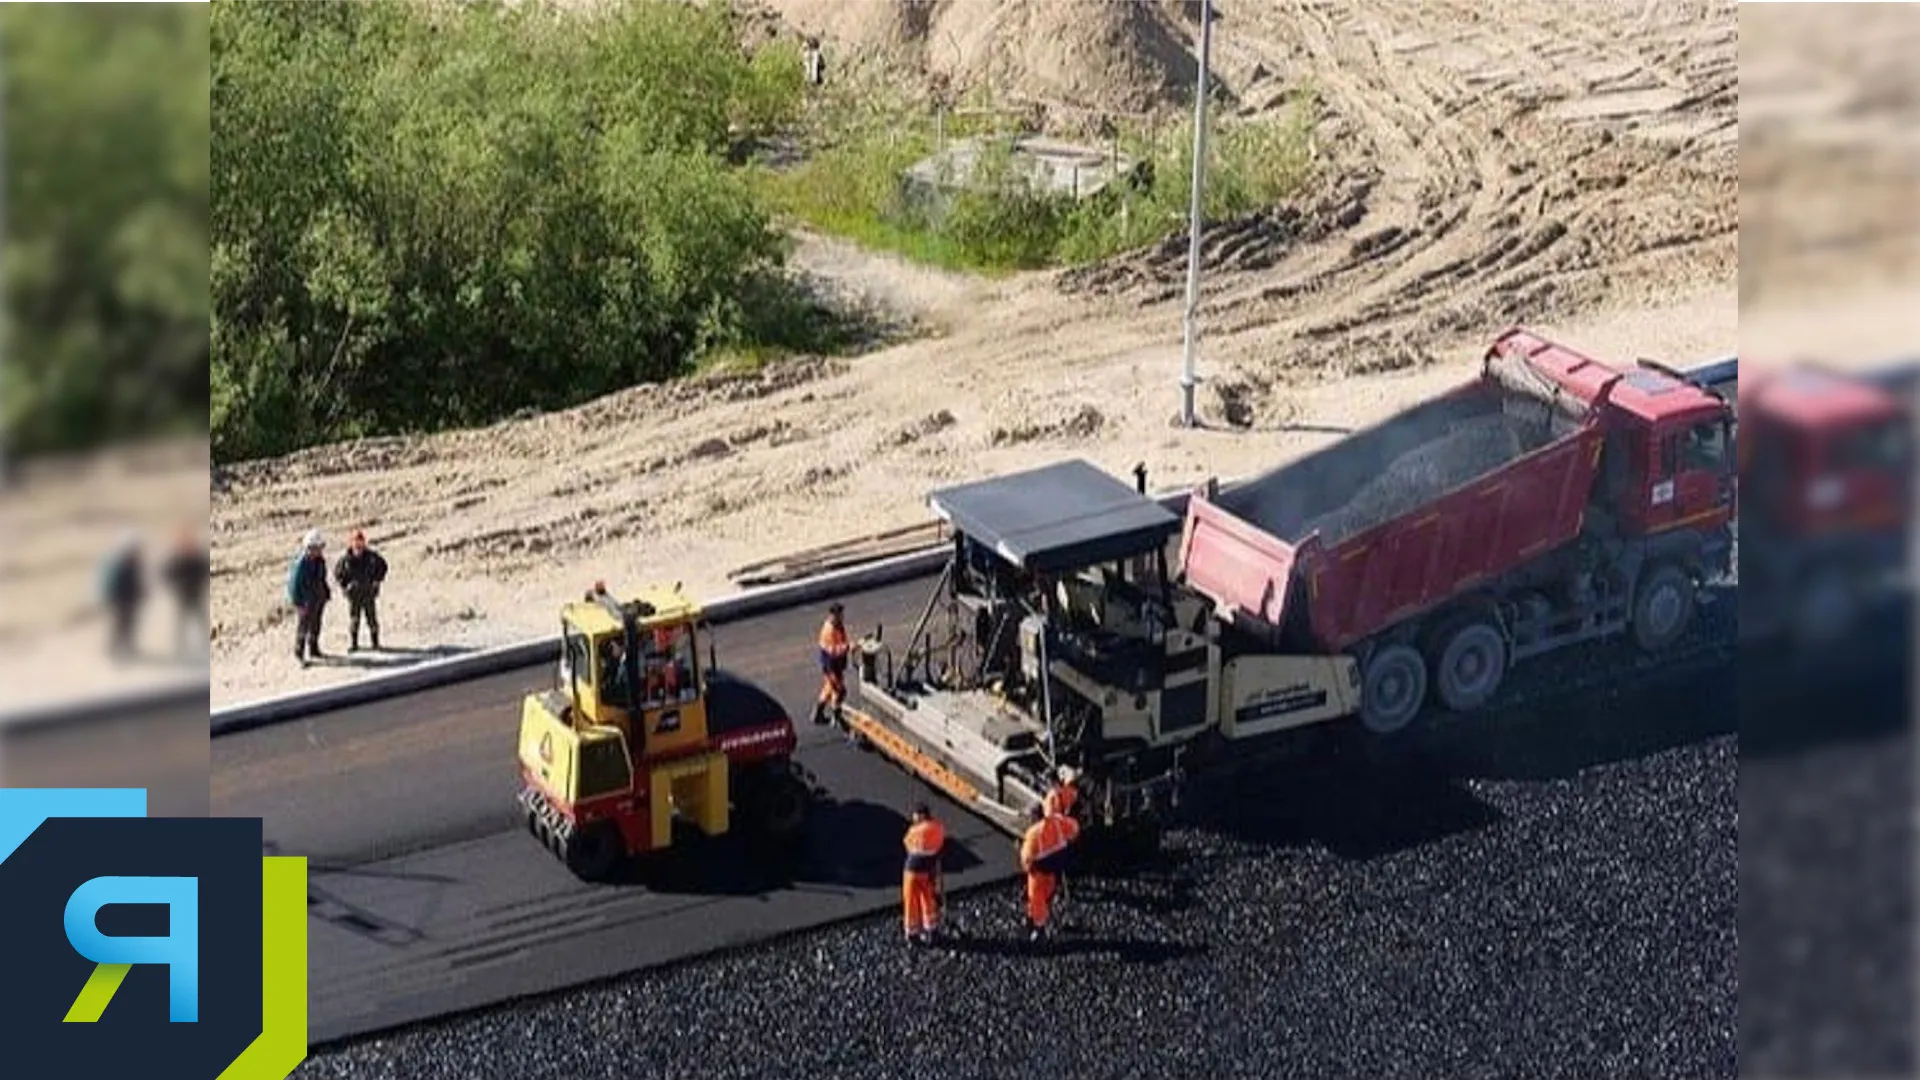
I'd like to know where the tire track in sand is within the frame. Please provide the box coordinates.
[1062,0,1736,398]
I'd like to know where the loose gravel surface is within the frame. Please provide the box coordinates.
[302,648,1736,1080]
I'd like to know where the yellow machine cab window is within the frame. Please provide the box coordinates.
[561,624,593,698]
[599,635,635,709]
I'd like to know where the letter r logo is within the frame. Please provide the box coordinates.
[62,876,200,1023]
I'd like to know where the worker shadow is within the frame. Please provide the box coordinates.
[318,645,475,671]
[636,799,988,897]
[110,646,211,671]
[796,796,990,889]
[1046,867,1200,919]
[1184,749,1507,863]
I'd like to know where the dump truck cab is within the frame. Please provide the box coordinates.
[1497,330,1736,544]
[1741,365,1910,539]
[517,583,810,881]
[1735,361,1913,646]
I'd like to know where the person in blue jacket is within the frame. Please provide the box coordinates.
[288,529,332,666]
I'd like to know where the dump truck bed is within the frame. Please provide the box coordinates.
[1181,343,1609,652]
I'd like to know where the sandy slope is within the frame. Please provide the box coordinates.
[195,0,1741,707]
[1738,3,1920,372]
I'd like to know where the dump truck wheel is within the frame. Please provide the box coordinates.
[1631,563,1694,652]
[565,822,623,882]
[1360,644,1427,734]
[1430,618,1507,714]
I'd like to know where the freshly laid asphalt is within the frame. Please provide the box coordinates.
[300,601,1747,1080]
[2,688,211,817]
[209,573,996,1045]
[209,565,1758,1073]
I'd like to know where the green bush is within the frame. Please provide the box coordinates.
[2,5,209,459]
[763,92,1319,274]
[211,0,821,462]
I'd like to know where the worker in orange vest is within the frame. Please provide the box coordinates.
[1019,802,1080,943]
[902,803,946,945]
[813,602,851,725]
[1043,765,1080,819]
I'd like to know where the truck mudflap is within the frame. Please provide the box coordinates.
[839,707,1032,837]
[1179,491,1303,630]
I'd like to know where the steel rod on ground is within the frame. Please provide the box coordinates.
[1179,0,1214,429]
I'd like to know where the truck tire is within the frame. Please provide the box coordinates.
[1429,617,1507,714]
[1631,563,1694,652]
[1360,644,1427,734]
[566,822,623,882]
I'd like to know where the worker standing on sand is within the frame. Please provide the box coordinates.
[288,529,332,667]
[902,803,946,945]
[160,525,210,659]
[814,602,851,725]
[1020,802,1080,944]
[98,532,146,660]
[334,528,389,652]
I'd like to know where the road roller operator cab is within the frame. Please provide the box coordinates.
[550,582,712,756]
[516,582,741,880]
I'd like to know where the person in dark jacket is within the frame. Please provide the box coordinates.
[161,525,209,659]
[98,533,145,659]
[333,528,388,652]
[288,529,331,666]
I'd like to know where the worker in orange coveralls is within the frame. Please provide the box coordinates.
[813,602,851,726]
[1020,802,1080,944]
[1043,765,1081,819]
[902,803,947,945]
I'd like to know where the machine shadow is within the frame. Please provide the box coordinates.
[622,796,987,897]
[1740,601,1909,762]
[1181,618,1739,862]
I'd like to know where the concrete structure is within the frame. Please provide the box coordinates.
[901,134,1139,216]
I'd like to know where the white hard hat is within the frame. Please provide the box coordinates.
[303,528,325,549]
[1057,764,1079,783]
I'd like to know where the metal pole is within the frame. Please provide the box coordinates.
[1178,0,1213,429]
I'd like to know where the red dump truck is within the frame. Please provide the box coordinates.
[1180,327,1738,734]
[1732,359,1912,647]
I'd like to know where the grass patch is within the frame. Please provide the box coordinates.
[756,88,1320,274]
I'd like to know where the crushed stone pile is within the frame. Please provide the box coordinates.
[1302,412,1527,547]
